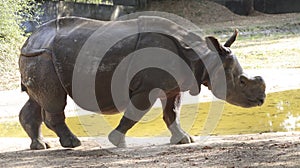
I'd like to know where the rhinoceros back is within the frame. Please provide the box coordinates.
[21,17,102,57]
[20,20,57,56]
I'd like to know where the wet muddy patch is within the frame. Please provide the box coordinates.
[1,89,299,138]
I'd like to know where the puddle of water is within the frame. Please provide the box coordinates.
[1,89,300,137]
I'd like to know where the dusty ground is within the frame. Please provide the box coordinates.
[0,132,300,167]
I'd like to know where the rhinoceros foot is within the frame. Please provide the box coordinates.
[59,135,81,148]
[170,133,195,144]
[108,129,126,148]
[30,139,51,150]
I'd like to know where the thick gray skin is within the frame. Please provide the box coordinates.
[19,17,266,150]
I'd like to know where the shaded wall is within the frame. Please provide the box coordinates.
[213,0,300,15]
[254,0,300,14]
[23,1,115,32]
[213,0,253,15]
[41,1,114,22]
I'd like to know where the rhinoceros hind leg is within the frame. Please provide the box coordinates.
[59,134,81,148]
[43,110,81,148]
[20,53,81,148]
[19,98,50,150]
[30,138,51,150]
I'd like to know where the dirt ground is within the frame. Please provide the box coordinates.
[0,132,300,167]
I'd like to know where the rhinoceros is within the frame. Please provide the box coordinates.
[19,16,266,150]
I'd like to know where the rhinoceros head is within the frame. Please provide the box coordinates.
[203,30,266,108]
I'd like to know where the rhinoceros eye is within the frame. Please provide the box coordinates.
[223,55,235,69]
[225,55,234,61]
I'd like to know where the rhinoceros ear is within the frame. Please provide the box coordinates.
[205,36,225,55]
[224,29,238,47]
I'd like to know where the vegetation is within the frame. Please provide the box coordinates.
[40,0,113,4]
[0,0,40,90]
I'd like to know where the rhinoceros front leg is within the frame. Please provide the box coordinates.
[19,98,51,150]
[161,93,194,144]
[108,92,155,147]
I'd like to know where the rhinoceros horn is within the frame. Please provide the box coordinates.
[224,29,239,47]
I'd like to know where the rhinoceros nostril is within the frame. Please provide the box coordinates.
[254,76,265,86]
[258,98,264,106]
[255,76,263,82]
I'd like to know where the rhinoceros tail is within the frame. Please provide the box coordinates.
[21,82,27,92]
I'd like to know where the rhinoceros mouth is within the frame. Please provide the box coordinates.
[236,96,264,108]
[227,95,265,108]
[247,98,265,106]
